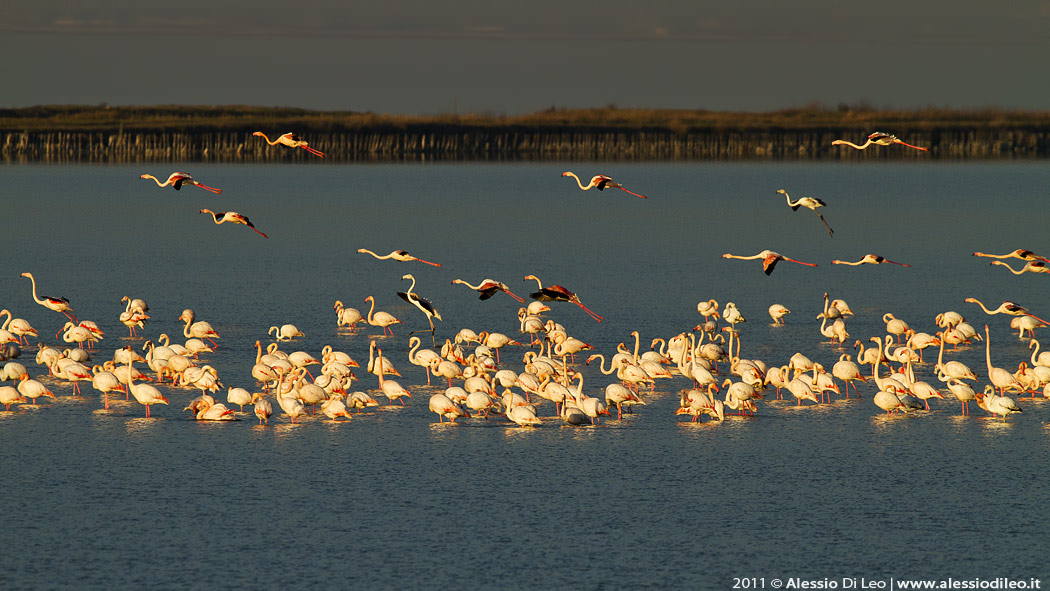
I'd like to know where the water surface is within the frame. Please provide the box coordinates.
[2,162,1048,590]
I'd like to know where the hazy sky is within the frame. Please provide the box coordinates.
[3,1,1049,114]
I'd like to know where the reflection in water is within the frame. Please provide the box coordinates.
[123,417,164,436]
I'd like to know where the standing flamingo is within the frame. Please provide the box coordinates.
[199,209,268,238]
[252,131,325,157]
[398,274,442,341]
[0,309,37,345]
[832,132,928,152]
[523,274,603,322]
[832,254,911,267]
[776,189,834,237]
[721,250,817,275]
[451,278,526,303]
[20,272,76,322]
[363,296,401,336]
[179,309,220,348]
[561,171,647,199]
[357,248,441,267]
[139,171,222,194]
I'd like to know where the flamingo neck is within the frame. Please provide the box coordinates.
[565,172,591,190]
[256,133,281,146]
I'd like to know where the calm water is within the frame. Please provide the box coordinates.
[2,162,1049,590]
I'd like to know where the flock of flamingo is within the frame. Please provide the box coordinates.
[5,129,1044,426]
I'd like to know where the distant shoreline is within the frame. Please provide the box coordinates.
[3,105,1049,162]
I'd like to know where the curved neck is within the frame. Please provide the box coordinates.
[993,262,1023,274]
[366,297,376,322]
[782,191,799,207]
[142,174,168,187]
[182,316,193,338]
[256,133,280,146]
[24,274,43,305]
[564,172,591,190]
[969,298,993,314]
[404,275,417,294]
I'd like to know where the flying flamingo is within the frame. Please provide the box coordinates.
[972,249,1049,262]
[988,260,1050,275]
[357,248,441,267]
[776,189,834,237]
[199,209,268,238]
[20,272,77,322]
[252,131,325,157]
[965,297,1050,326]
[832,132,928,152]
[523,274,603,322]
[398,274,442,342]
[451,278,526,303]
[139,171,222,194]
[561,171,647,199]
[832,254,911,267]
[721,250,817,275]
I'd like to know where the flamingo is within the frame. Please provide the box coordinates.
[721,250,817,275]
[357,248,441,267]
[20,272,77,322]
[972,249,1050,262]
[179,309,220,348]
[268,324,304,341]
[768,304,790,325]
[523,274,603,322]
[199,209,268,238]
[408,336,441,385]
[363,296,401,337]
[965,298,1050,326]
[398,274,442,340]
[429,393,469,423]
[831,132,928,152]
[118,299,149,338]
[832,354,867,398]
[0,309,37,346]
[140,171,222,194]
[697,299,720,319]
[0,386,28,411]
[983,325,1024,395]
[975,385,1022,422]
[775,189,834,237]
[18,374,55,405]
[561,171,647,199]
[451,278,526,303]
[944,379,976,416]
[333,300,365,332]
[376,348,411,405]
[989,260,1050,275]
[91,364,123,409]
[124,348,168,417]
[832,254,911,267]
[252,131,324,157]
